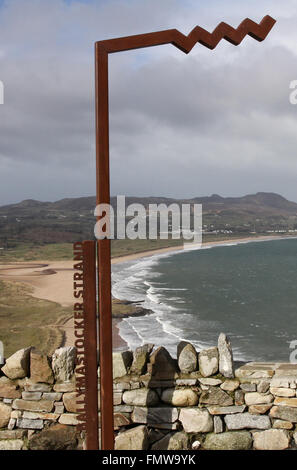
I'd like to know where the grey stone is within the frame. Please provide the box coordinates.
[240,383,257,392]
[244,392,274,406]
[12,399,54,412]
[269,405,297,422]
[225,412,271,430]
[235,390,245,406]
[130,344,154,375]
[130,381,140,390]
[24,381,52,392]
[21,392,42,401]
[0,429,25,439]
[113,382,130,391]
[63,392,77,413]
[0,439,24,450]
[16,418,44,429]
[207,405,246,415]
[214,416,223,433]
[52,347,76,382]
[54,403,65,414]
[176,379,197,386]
[150,423,179,430]
[58,413,78,425]
[151,431,189,450]
[42,392,62,401]
[142,379,176,388]
[115,425,149,450]
[161,388,198,407]
[253,429,290,450]
[113,351,133,379]
[53,382,75,393]
[270,376,297,389]
[131,407,178,425]
[257,380,270,393]
[114,405,133,413]
[220,379,240,392]
[203,431,252,450]
[179,408,213,433]
[218,333,234,378]
[3,398,13,404]
[198,347,219,377]
[0,377,22,399]
[22,411,59,421]
[8,418,16,430]
[272,419,293,429]
[123,388,159,406]
[200,386,233,406]
[113,392,122,406]
[114,412,131,429]
[249,404,273,415]
[273,397,297,407]
[198,377,222,386]
[177,341,198,373]
[1,348,31,380]
[235,363,275,380]
[270,387,295,397]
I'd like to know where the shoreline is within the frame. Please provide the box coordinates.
[111,233,296,265]
[0,233,296,351]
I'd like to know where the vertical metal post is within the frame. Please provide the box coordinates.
[93,16,275,451]
[83,241,99,450]
[95,45,115,450]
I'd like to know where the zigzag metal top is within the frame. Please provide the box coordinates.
[96,15,276,54]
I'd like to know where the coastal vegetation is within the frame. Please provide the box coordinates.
[0,280,71,357]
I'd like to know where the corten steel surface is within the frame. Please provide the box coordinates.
[95,15,276,450]
[82,241,99,450]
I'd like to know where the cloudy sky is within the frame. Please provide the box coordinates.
[0,0,297,205]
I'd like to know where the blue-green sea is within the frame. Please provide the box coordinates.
[112,237,297,362]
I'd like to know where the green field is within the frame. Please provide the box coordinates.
[0,233,267,263]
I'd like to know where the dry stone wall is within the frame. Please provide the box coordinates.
[0,336,297,450]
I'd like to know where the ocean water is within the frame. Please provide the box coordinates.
[112,238,297,362]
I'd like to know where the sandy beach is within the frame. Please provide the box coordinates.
[0,234,292,350]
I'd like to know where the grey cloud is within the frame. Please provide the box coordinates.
[0,0,296,205]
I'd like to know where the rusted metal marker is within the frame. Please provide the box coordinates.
[77,15,278,451]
